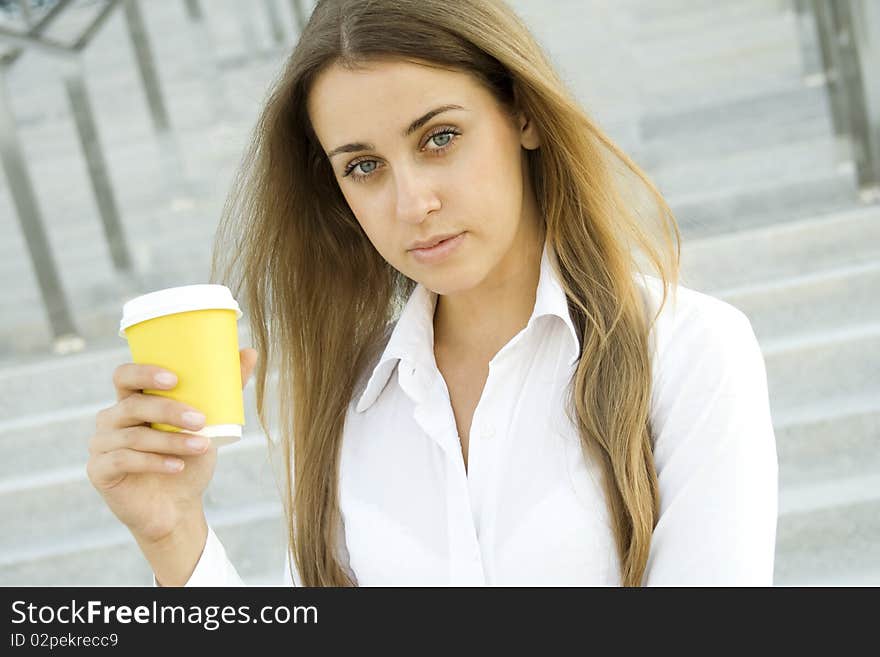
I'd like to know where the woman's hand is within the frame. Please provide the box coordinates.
[86,348,259,545]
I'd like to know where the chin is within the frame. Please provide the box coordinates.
[419,269,482,297]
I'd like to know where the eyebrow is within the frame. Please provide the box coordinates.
[326,104,466,159]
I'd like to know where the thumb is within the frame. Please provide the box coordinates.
[239,348,259,389]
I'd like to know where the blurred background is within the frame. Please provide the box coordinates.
[0,0,877,586]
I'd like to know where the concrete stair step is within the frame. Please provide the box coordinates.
[775,397,880,489]
[0,325,135,386]
[633,111,833,168]
[0,500,286,586]
[779,472,880,516]
[763,323,880,413]
[716,262,880,343]
[4,109,249,182]
[0,200,226,331]
[0,180,224,271]
[626,0,782,30]
[634,11,799,65]
[0,321,257,418]
[645,135,844,199]
[4,0,291,109]
[643,115,832,174]
[0,430,280,557]
[780,566,880,586]
[0,295,137,364]
[681,204,880,291]
[0,211,221,293]
[670,169,860,240]
[0,233,216,314]
[639,83,830,145]
[635,45,800,90]
[0,366,269,481]
[0,260,228,363]
[774,484,880,586]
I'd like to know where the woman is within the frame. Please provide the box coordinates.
[87,0,778,586]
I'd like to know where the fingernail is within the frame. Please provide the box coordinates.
[181,411,205,428]
[155,372,177,388]
[164,458,184,472]
[185,437,209,451]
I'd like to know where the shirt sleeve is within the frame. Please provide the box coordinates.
[641,303,779,586]
[148,524,328,586]
[151,524,245,587]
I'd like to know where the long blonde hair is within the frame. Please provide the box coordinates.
[211,0,680,587]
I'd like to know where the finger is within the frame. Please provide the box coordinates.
[90,425,212,457]
[87,448,186,489]
[112,362,179,402]
[240,348,259,389]
[101,393,206,433]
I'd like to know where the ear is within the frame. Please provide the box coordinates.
[517,110,541,150]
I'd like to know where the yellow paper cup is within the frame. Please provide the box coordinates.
[118,284,245,447]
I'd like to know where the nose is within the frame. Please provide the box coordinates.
[394,163,441,225]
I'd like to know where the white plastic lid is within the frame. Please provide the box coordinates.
[180,424,242,444]
[119,284,242,337]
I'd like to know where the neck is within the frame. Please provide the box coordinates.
[433,221,545,361]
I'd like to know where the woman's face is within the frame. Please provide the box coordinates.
[307,58,542,295]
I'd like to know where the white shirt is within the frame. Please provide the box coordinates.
[157,238,779,587]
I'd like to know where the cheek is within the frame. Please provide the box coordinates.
[459,143,523,228]
[354,217,404,267]
[343,193,384,237]
[357,218,388,250]
[463,133,520,191]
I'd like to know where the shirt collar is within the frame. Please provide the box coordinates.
[354,237,580,414]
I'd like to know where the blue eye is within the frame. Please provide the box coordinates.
[431,132,453,148]
[342,127,461,183]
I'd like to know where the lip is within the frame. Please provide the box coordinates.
[408,232,463,251]
[408,232,466,264]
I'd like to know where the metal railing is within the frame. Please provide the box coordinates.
[0,0,309,355]
[795,0,880,199]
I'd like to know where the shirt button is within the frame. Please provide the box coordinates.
[482,425,496,440]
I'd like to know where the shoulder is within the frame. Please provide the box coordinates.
[633,274,771,441]
[633,273,759,373]
[634,273,769,428]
